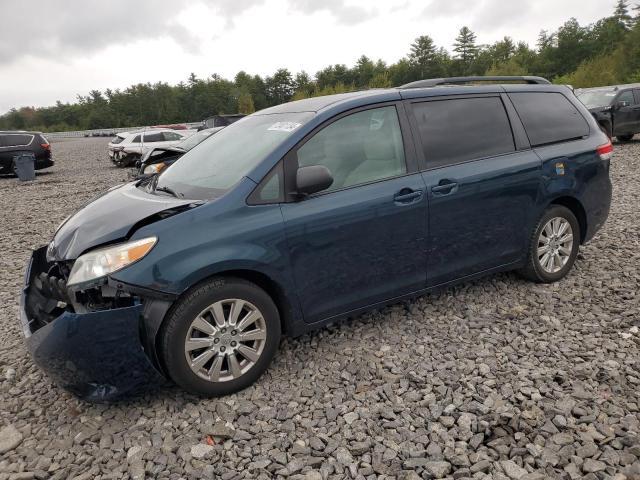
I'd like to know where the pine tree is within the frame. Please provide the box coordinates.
[408,35,437,77]
[453,27,479,74]
[454,27,479,63]
[614,0,633,29]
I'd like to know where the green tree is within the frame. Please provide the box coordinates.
[614,0,633,29]
[408,35,438,78]
[453,26,479,74]
[554,55,620,87]
[265,68,295,105]
[237,92,255,114]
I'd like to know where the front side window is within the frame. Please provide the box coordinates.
[411,96,515,169]
[509,92,589,147]
[296,106,406,192]
[157,112,314,199]
[617,90,635,106]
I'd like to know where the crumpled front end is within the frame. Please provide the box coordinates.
[20,246,167,402]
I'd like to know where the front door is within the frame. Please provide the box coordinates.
[613,90,639,135]
[280,105,428,324]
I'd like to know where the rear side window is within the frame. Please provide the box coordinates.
[411,96,515,169]
[509,92,589,147]
[144,132,164,142]
[0,134,33,147]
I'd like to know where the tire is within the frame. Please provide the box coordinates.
[617,134,634,142]
[160,277,281,396]
[518,205,580,283]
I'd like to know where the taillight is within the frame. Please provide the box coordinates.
[40,143,50,151]
[597,142,613,161]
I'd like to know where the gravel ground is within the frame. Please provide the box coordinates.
[0,137,639,480]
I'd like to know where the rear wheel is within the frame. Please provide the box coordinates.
[617,134,634,142]
[160,278,281,396]
[518,205,580,283]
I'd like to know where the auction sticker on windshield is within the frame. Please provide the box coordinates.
[268,122,302,132]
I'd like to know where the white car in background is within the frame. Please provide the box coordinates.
[108,129,189,167]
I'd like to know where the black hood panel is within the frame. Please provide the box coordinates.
[49,183,196,261]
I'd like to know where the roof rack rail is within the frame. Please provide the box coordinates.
[399,76,551,89]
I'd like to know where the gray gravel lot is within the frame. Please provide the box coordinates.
[0,137,639,480]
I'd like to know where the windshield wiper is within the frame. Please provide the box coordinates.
[155,185,182,198]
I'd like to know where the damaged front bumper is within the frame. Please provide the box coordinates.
[20,246,168,402]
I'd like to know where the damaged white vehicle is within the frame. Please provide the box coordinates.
[108,129,189,167]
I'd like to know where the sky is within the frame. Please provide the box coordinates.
[0,0,615,113]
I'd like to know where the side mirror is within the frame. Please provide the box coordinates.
[616,100,630,109]
[296,165,333,197]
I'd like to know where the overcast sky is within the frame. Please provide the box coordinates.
[0,0,614,113]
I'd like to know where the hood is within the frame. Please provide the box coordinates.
[142,148,184,166]
[48,183,199,261]
[588,106,612,114]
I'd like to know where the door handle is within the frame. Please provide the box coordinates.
[431,181,458,195]
[394,188,423,204]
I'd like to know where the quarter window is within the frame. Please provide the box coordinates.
[296,106,406,192]
[411,96,515,169]
[509,92,589,147]
[131,135,141,143]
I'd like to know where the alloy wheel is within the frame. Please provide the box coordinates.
[184,299,267,382]
[537,217,574,274]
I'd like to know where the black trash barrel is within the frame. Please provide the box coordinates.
[14,153,36,181]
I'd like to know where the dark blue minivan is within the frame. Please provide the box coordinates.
[21,76,612,400]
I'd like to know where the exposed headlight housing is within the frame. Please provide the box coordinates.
[144,163,167,175]
[67,237,157,286]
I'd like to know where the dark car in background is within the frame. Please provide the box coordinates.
[20,76,612,400]
[135,127,224,177]
[576,84,640,142]
[0,131,53,175]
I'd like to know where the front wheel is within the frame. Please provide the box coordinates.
[160,278,281,396]
[518,205,580,283]
[617,134,634,142]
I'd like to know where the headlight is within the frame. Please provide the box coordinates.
[67,237,157,286]
[144,163,167,175]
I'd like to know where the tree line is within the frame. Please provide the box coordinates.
[2,0,640,132]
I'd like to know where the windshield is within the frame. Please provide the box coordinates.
[176,128,223,151]
[577,89,617,108]
[157,112,314,199]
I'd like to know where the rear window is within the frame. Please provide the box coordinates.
[112,136,125,145]
[411,96,515,169]
[0,134,33,148]
[509,92,589,147]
